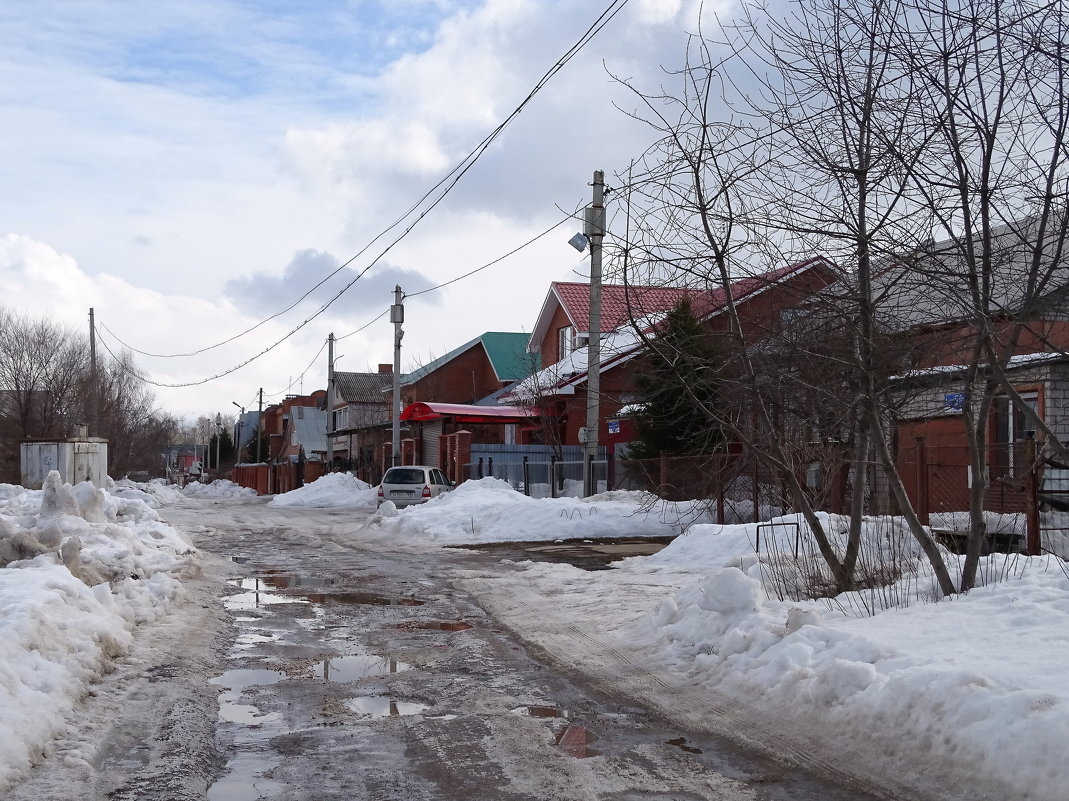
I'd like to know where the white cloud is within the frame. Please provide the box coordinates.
[0,0,744,419]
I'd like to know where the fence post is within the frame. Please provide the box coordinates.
[751,451,760,524]
[916,437,929,526]
[1025,432,1041,555]
[523,456,530,496]
[551,455,557,499]
[717,474,725,525]
[659,453,668,498]
[477,457,484,479]
[488,456,494,479]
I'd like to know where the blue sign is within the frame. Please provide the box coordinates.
[945,393,965,410]
[607,420,621,434]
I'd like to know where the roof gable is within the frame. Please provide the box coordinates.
[403,332,534,386]
[335,371,391,405]
[511,258,838,400]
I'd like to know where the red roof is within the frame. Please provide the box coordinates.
[552,258,833,333]
[552,283,699,333]
[400,402,541,423]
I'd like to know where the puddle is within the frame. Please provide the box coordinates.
[394,620,473,632]
[462,536,675,571]
[208,753,284,801]
[346,696,429,718]
[557,724,599,758]
[224,579,309,611]
[259,572,340,590]
[235,631,280,649]
[667,736,703,754]
[312,655,412,682]
[518,705,569,719]
[212,668,287,691]
[300,592,424,606]
[211,669,287,726]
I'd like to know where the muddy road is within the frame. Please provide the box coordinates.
[7,498,886,800]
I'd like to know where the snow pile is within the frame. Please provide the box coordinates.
[370,476,709,543]
[109,477,186,508]
[624,519,1069,800]
[270,472,376,507]
[0,472,197,790]
[182,479,257,499]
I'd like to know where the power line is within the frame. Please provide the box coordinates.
[262,338,329,400]
[101,0,633,364]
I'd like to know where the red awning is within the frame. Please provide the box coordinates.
[400,402,541,424]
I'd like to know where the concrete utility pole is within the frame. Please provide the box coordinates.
[256,388,264,464]
[327,332,336,464]
[214,412,222,473]
[88,308,98,436]
[583,170,605,497]
[391,287,404,467]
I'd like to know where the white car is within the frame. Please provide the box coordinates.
[377,466,454,507]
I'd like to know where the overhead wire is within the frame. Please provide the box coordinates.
[100,0,633,366]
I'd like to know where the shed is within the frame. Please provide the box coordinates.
[21,425,109,489]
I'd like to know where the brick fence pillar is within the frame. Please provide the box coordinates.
[380,442,393,474]
[454,430,472,484]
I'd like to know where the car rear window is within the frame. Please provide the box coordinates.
[383,468,426,484]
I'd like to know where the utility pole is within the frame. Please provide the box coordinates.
[88,308,98,436]
[327,332,336,465]
[214,412,222,474]
[256,388,263,463]
[391,286,404,467]
[583,170,605,497]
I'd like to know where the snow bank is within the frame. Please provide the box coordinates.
[369,476,711,544]
[625,519,1069,801]
[182,479,257,499]
[270,472,376,507]
[109,477,186,508]
[0,472,197,790]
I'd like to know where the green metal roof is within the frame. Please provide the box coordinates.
[480,332,539,382]
[402,332,538,386]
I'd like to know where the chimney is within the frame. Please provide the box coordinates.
[378,364,392,374]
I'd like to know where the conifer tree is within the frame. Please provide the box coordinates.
[628,298,721,459]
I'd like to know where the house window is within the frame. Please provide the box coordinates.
[558,326,576,360]
[992,391,1039,476]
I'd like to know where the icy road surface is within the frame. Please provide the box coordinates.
[8,496,884,800]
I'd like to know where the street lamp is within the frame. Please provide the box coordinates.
[232,402,245,463]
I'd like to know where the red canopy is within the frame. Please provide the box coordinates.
[400,402,541,424]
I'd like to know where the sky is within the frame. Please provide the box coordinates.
[0,0,730,421]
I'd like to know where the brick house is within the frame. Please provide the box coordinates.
[401,332,535,406]
[234,389,328,494]
[877,223,1069,522]
[394,332,539,468]
[328,367,393,482]
[508,258,841,450]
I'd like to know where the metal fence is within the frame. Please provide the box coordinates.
[463,456,609,498]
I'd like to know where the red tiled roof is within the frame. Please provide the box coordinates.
[553,259,829,332]
[553,283,701,332]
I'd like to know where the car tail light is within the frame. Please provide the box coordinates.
[422,485,431,498]
[377,486,384,497]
